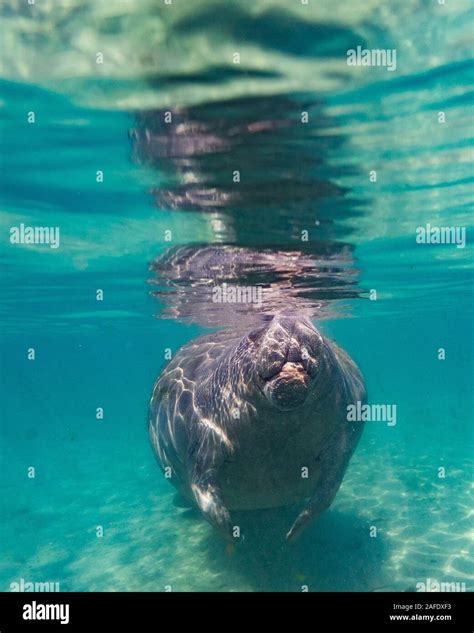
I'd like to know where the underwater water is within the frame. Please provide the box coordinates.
[1,0,473,593]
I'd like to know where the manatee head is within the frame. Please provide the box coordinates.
[245,315,328,411]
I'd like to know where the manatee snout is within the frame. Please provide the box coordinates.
[263,361,311,410]
[254,317,322,410]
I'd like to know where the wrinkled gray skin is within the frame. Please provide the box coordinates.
[149,314,366,541]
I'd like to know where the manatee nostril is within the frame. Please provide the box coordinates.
[255,318,322,383]
[285,340,319,380]
[258,356,285,380]
[256,346,287,380]
[258,344,319,383]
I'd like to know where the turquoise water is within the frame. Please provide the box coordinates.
[1,0,473,592]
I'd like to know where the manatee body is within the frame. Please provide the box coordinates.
[149,314,366,541]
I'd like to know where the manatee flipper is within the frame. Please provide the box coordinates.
[188,429,236,541]
[285,494,332,542]
[191,473,234,541]
[286,455,347,541]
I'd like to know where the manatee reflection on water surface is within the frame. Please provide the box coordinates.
[131,95,366,326]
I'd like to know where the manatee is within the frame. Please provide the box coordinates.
[149,314,366,541]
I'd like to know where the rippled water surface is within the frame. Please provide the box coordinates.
[1,0,473,592]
